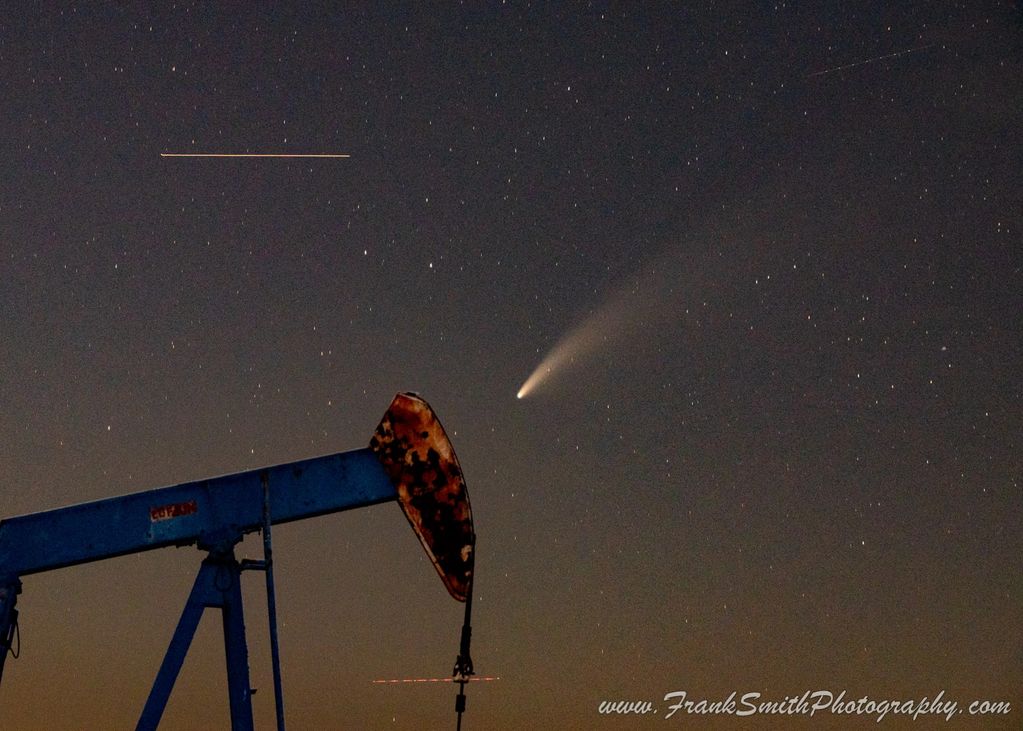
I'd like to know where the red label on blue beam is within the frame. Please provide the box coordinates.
[149,500,198,522]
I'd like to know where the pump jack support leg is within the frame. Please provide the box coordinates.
[0,579,20,686]
[222,560,254,730]
[136,563,210,731]
[137,552,254,731]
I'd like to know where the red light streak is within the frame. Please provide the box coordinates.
[371,676,501,685]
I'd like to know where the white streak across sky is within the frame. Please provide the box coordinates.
[806,43,936,78]
[160,152,351,158]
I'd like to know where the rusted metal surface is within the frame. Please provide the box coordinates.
[370,393,474,602]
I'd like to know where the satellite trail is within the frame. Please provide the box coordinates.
[807,44,936,78]
[160,153,350,158]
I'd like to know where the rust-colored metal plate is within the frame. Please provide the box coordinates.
[370,393,474,602]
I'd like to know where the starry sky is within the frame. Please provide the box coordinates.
[1,3,1021,729]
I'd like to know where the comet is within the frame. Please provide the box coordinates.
[516,300,629,399]
[516,238,733,400]
[515,226,750,400]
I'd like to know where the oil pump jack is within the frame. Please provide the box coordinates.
[0,393,477,730]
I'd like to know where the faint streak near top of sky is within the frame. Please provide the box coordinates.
[806,43,936,78]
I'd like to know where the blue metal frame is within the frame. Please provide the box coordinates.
[0,448,398,728]
[137,548,253,731]
[0,448,396,578]
[0,579,19,685]
[260,471,288,730]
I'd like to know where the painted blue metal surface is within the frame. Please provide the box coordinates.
[0,580,19,684]
[0,448,396,579]
[136,551,253,731]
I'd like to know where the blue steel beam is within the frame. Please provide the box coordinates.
[0,448,396,579]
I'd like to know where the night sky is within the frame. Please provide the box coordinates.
[2,3,1021,729]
